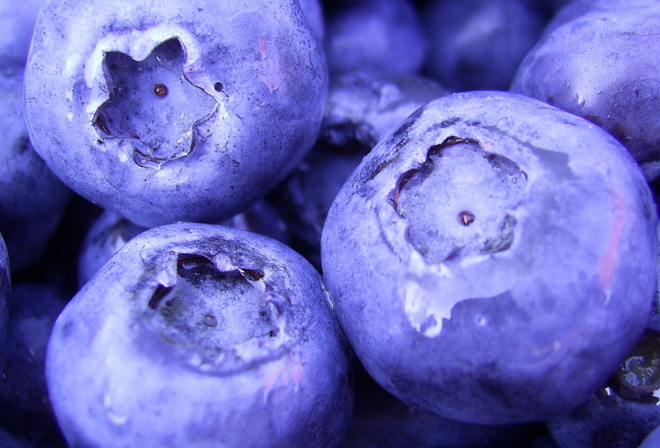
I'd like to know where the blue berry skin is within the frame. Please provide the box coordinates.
[0,428,33,448]
[639,424,660,448]
[0,233,9,345]
[324,0,426,76]
[510,6,660,166]
[77,200,290,287]
[0,68,72,273]
[321,91,657,425]
[422,0,545,92]
[547,327,660,448]
[76,210,146,288]
[24,0,327,228]
[321,72,449,150]
[541,0,659,37]
[0,0,45,68]
[340,367,542,448]
[298,0,325,41]
[272,71,447,268]
[0,283,68,448]
[47,223,353,448]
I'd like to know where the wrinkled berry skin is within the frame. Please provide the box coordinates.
[77,200,289,287]
[510,6,660,165]
[47,223,353,448]
[25,0,327,227]
[0,68,72,273]
[272,71,447,268]
[321,91,657,425]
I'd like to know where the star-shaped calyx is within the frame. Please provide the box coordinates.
[93,38,217,167]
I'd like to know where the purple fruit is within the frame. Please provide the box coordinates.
[272,71,447,268]
[422,0,545,92]
[511,6,660,166]
[0,69,72,273]
[47,223,353,447]
[547,325,660,448]
[77,200,289,287]
[0,0,45,67]
[321,90,657,425]
[0,233,8,345]
[324,0,426,75]
[25,0,327,227]
[0,283,68,447]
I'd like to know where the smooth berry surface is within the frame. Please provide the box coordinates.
[321,90,657,425]
[25,0,327,227]
[0,283,68,448]
[0,0,44,67]
[47,223,353,447]
[0,68,72,273]
[0,233,8,345]
[324,0,426,75]
[511,5,660,165]
[422,0,545,92]
[547,326,660,448]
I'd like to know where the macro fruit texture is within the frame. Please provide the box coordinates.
[510,5,660,167]
[77,199,288,287]
[24,0,327,227]
[422,0,545,92]
[272,71,447,268]
[324,0,426,75]
[321,90,657,425]
[640,424,660,448]
[0,283,68,448]
[0,68,72,273]
[0,233,8,345]
[47,223,353,447]
[547,328,660,448]
[0,0,44,67]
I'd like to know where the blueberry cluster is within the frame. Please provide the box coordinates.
[1,0,659,447]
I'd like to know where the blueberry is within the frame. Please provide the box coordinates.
[48,223,353,447]
[510,6,660,166]
[298,0,325,41]
[77,199,290,287]
[0,283,68,447]
[76,210,146,288]
[0,0,45,68]
[547,328,660,448]
[321,71,449,149]
[324,0,426,75]
[25,0,327,227]
[341,364,542,447]
[0,428,33,448]
[0,232,9,344]
[0,68,72,273]
[272,71,447,268]
[421,0,546,92]
[541,0,658,37]
[639,424,660,448]
[321,91,657,424]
